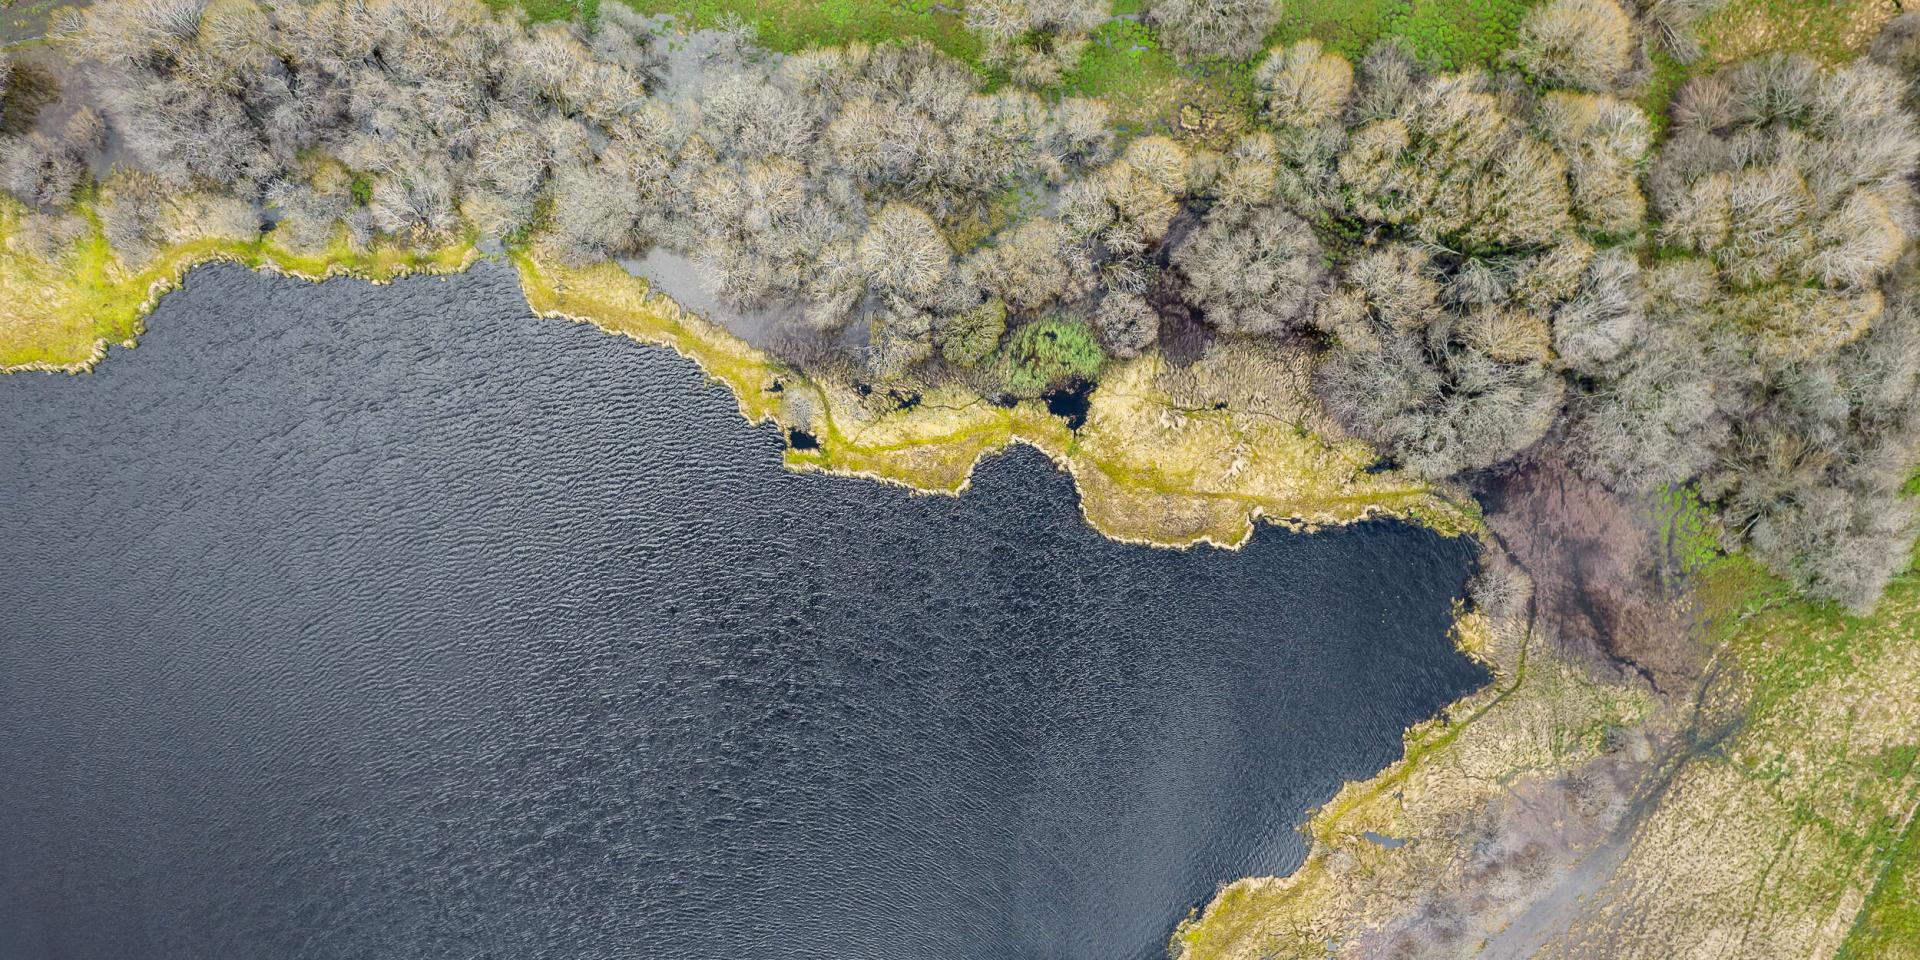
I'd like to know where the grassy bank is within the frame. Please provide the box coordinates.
[1171,587,1652,957]
[0,197,475,372]
[515,253,1472,547]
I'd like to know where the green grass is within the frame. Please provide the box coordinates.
[616,0,982,64]
[1001,316,1105,396]
[1653,485,1721,575]
[1263,0,1540,69]
[1702,555,1858,708]
[486,0,600,23]
[1638,48,1690,138]
[1839,801,1920,959]
[1059,18,1186,125]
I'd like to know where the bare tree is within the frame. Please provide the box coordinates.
[1172,204,1323,336]
[1144,0,1279,63]
[1508,0,1638,92]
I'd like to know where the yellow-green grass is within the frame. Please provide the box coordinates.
[512,250,789,422]
[0,197,475,372]
[1696,0,1903,67]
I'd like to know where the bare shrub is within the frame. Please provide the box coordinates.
[0,133,84,208]
[1144,0,1278,63]
[1314,245,1564,478]
[1093,292,1159,358]
[1509,0,1638,92]
[1255,40,1354,128]
[97,169,169,266]
[1635,0,1727,65]
[967,218,1073,312]
[939,298,1008,367]
[7,209,88,261]
[966,0,1106,86]
[1172,204,1322,336]
[861,203,952,300]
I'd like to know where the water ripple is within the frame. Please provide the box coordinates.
[0,262,1485,960]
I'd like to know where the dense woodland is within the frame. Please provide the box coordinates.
[3,0,1920,612]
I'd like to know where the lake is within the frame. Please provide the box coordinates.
[0,261,1485,960]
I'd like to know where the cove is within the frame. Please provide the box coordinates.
[0,262,1486,960]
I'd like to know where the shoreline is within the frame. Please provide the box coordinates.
[8,250,486,375]
[512,251,1480,550]
[5,231,1519,954]
[5,233,1476,549]
[23,230,1903,960]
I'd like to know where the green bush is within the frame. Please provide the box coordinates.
[1000,316,1105,396]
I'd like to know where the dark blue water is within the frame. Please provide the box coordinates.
[0,263,1484,960]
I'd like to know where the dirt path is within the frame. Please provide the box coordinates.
[1476,647,1743,959]
[2,0,82,46]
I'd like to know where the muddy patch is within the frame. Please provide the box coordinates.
[1480,463,1701,695]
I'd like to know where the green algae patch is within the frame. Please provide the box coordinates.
[512,254,1471,548]
[1,196,476,373]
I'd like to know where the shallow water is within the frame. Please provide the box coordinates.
[0,262,1485,960]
